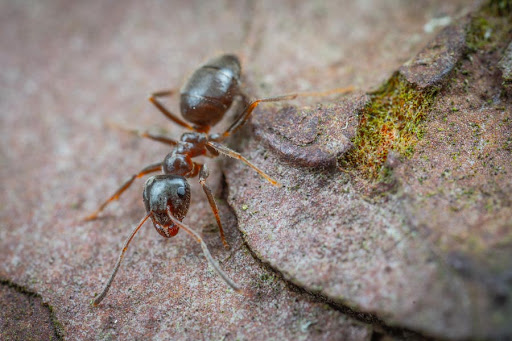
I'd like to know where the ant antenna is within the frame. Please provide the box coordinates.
[166,208,243,294]
[93,212,152,306]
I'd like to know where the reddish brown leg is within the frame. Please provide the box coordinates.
[219,94,298,140]
[137,132,178,147]
[198,164,229,249]
[217,86,355,140]
[123,128,179,147]
[149,89,194,131]
[85,162,162,221]
[207,141,282,187]
[107,122,179,147]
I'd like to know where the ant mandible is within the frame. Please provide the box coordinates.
[87,54,353,306]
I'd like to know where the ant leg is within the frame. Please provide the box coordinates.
[216,86,355,140]
[93,211,152,306]
[84,162,162,221]
[198,164,229,249]
[133,131,178,147]
[219,94,298,140]
[207,141,282,187]
[166,208,243,294]
[107,123,178,147]
[148,90,194,131]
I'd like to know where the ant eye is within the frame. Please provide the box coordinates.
[177,186,186,198]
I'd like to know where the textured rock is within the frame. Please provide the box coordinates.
[0,0,477,340]
[399,19,469,88]
[252,94,368,168]
[225,2,512,340]
[0,282,61,341]
[499,42,512,83]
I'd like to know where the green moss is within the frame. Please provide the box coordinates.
[466,0,512,51]
[467,17,493,50]
[341,74,437,179]
[339,0,511,181]
[487,0,512,14]
[46,304,65,341]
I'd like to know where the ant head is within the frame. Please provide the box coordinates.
[143,175,190,238]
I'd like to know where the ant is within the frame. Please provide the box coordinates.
[87,54,353,306]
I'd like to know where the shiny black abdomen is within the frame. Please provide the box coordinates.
[180,54,241,128]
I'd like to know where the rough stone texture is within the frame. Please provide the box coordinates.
[224,2,512,340]
[395,15,512,337]
[499,42,512,82]
[0,0,476,340]
[241,0,471,95]
[0,282,61,341]
[252,94,368,168]
[399,19,469,89]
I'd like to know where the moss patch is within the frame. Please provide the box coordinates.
[341,74,437,179]
[466,0,512,51]
[341,0,511,181]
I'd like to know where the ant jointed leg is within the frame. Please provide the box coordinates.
[87,54,353,305]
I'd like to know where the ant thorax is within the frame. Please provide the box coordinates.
[162,132,208,176]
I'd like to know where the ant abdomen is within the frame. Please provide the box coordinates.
[143,175,190,237]
[180,55,241,128]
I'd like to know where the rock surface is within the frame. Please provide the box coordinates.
[0,281,61,340]
[0,0,497,340]
[225,2,512,339]
[252,94,368,169]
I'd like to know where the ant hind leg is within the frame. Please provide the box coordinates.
[207,142,282,187]
[148,89,194,131]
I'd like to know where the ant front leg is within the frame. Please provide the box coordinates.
[207,142,282,187]
[85,162,162,221]
[198,164,229,249]
[148,89,194,131]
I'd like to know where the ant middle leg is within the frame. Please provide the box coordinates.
[148,89,194,131]
[135,131,178,147]
[107,121,179,147]
[108,123,179,148]
[85,162,162,221]
[207,141,282,187]
[197,164,229,249]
